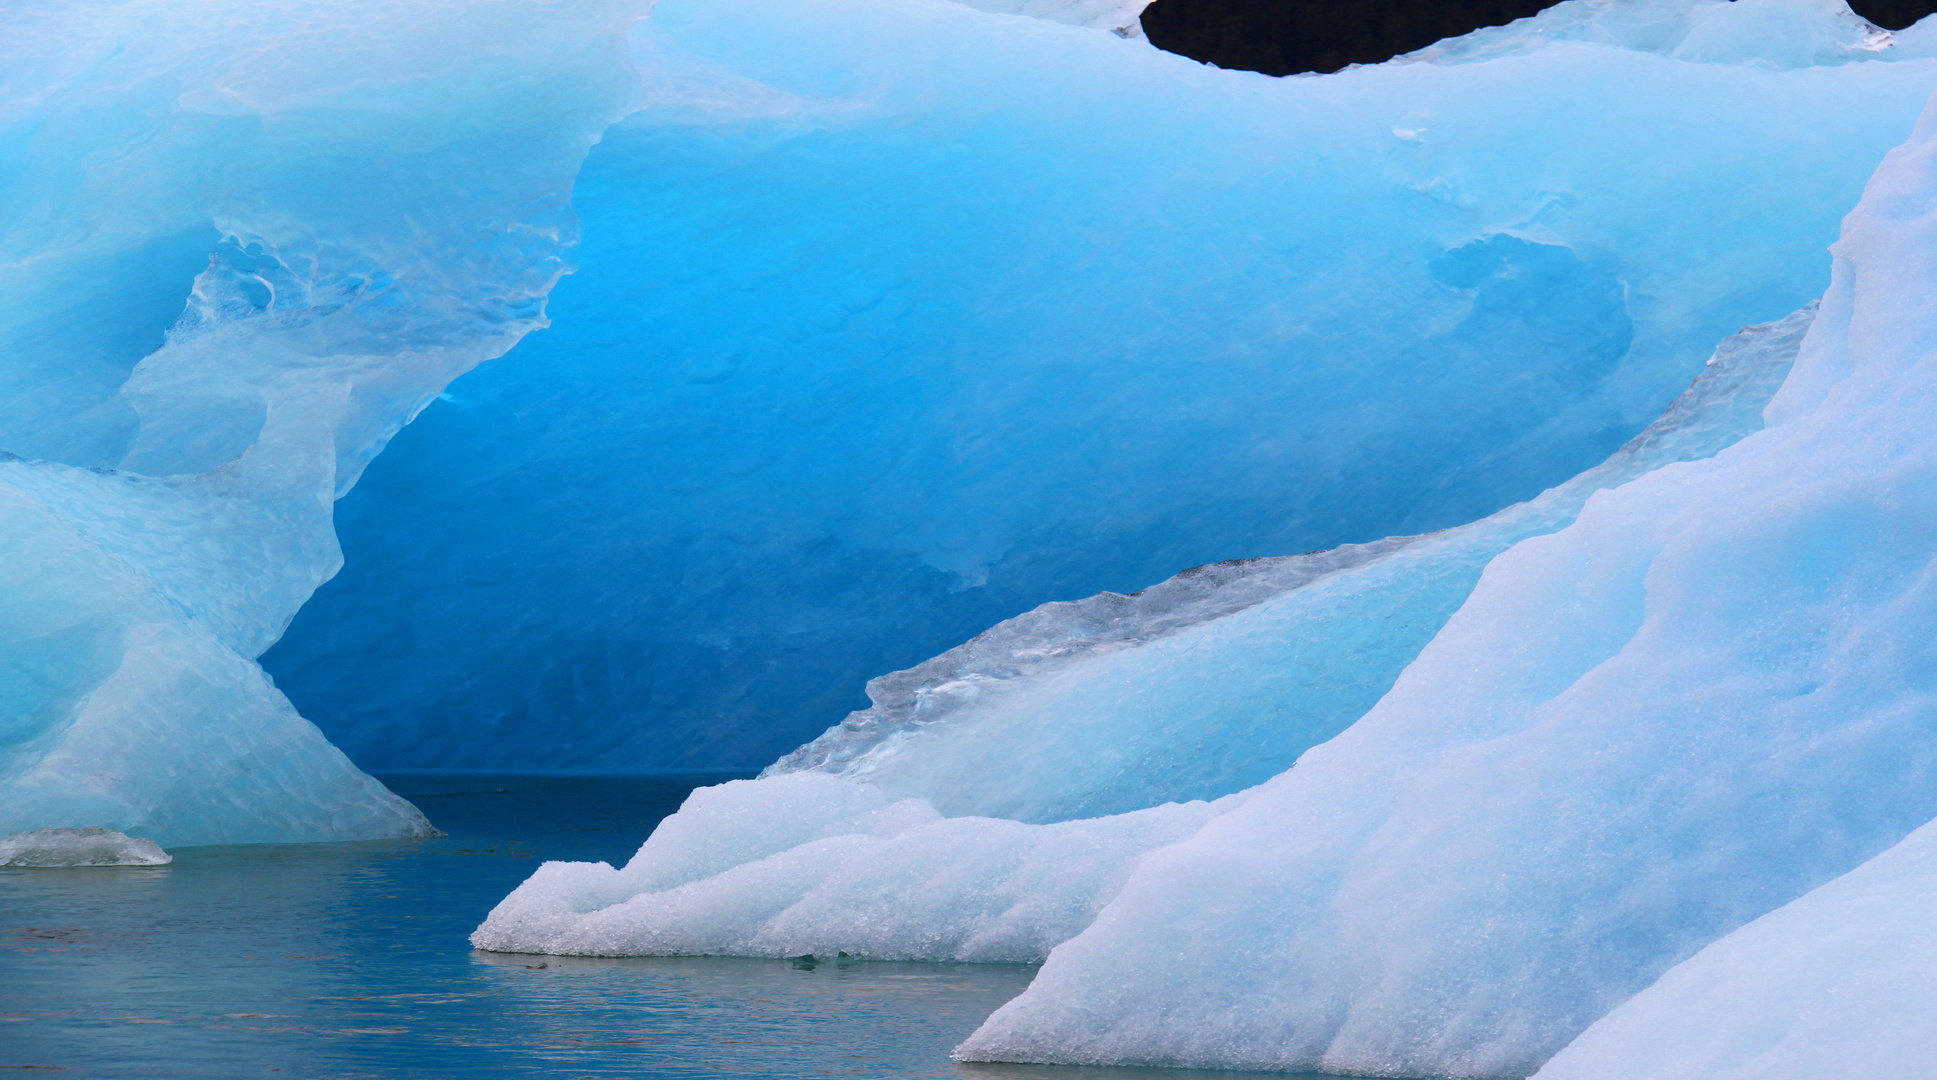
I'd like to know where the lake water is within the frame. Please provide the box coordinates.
[0,774,1339,1079]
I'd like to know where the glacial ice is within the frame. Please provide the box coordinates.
[13,0,1937,1073]
[1533,816,1937,1080]
[956,77,1937,1079]
[0,827,170,867]
[772,304,1817,822]
[0,0,645,844]
[472,297,1812,958]
[270,0,1937,778]
[471,771,1230,961]
[477,4,1937,1075]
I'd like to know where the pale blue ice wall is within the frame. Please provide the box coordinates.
[0,0,647,843]
[267,0,1937,771]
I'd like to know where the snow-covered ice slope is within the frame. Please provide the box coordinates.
[958,78,1937,1080]
[0,0,644,844]
[474,291,1814,954]
[1533,818,1937,1080]
[270,0,1937,777]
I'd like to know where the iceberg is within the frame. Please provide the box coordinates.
[956,74,1937,1079]
[472,269,1813,959]
[270,0,1937,781]
[0,0,645,844]
[0,826,170,867]
[476,4,1937,1076]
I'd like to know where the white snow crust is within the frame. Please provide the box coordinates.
[471,771,1230,961]
[1534,816,1937,1080]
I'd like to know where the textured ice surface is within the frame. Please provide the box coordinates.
[0,827,170,867]
[0,0,643,844]
[1533,816,1937,1080]
[471,771,1229,961]
[950,0,1150,36]
[956,86,1937,1080]
[269,0,1937,777]
[474,297,1812,958]
[1406,0,1907,67]
[772,304,1816,821]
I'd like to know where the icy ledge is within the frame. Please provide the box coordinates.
[0,827,170,867]
[772,303,1816,823]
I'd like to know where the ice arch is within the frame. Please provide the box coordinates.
[3,0,1935,847]
[268,0,1936,779]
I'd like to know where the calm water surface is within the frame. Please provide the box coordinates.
[0,775,1338,1080]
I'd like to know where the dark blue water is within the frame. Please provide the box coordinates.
[0,775,1340,1080]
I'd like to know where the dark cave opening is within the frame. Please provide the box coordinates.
[1141,0,1937,76]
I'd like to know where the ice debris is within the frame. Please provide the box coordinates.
[0,827,171,867]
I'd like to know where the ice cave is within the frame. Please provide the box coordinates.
[5,0,1937,1076]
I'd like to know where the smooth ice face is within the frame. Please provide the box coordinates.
[0,827,170,867]
[1533,817,1937,1080]
[269,0,1937,777]
[956,90,1937,1080]
[0,0,644,844]
[772,305,1816,822]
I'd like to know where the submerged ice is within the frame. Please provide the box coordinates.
[0,827,170,867]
